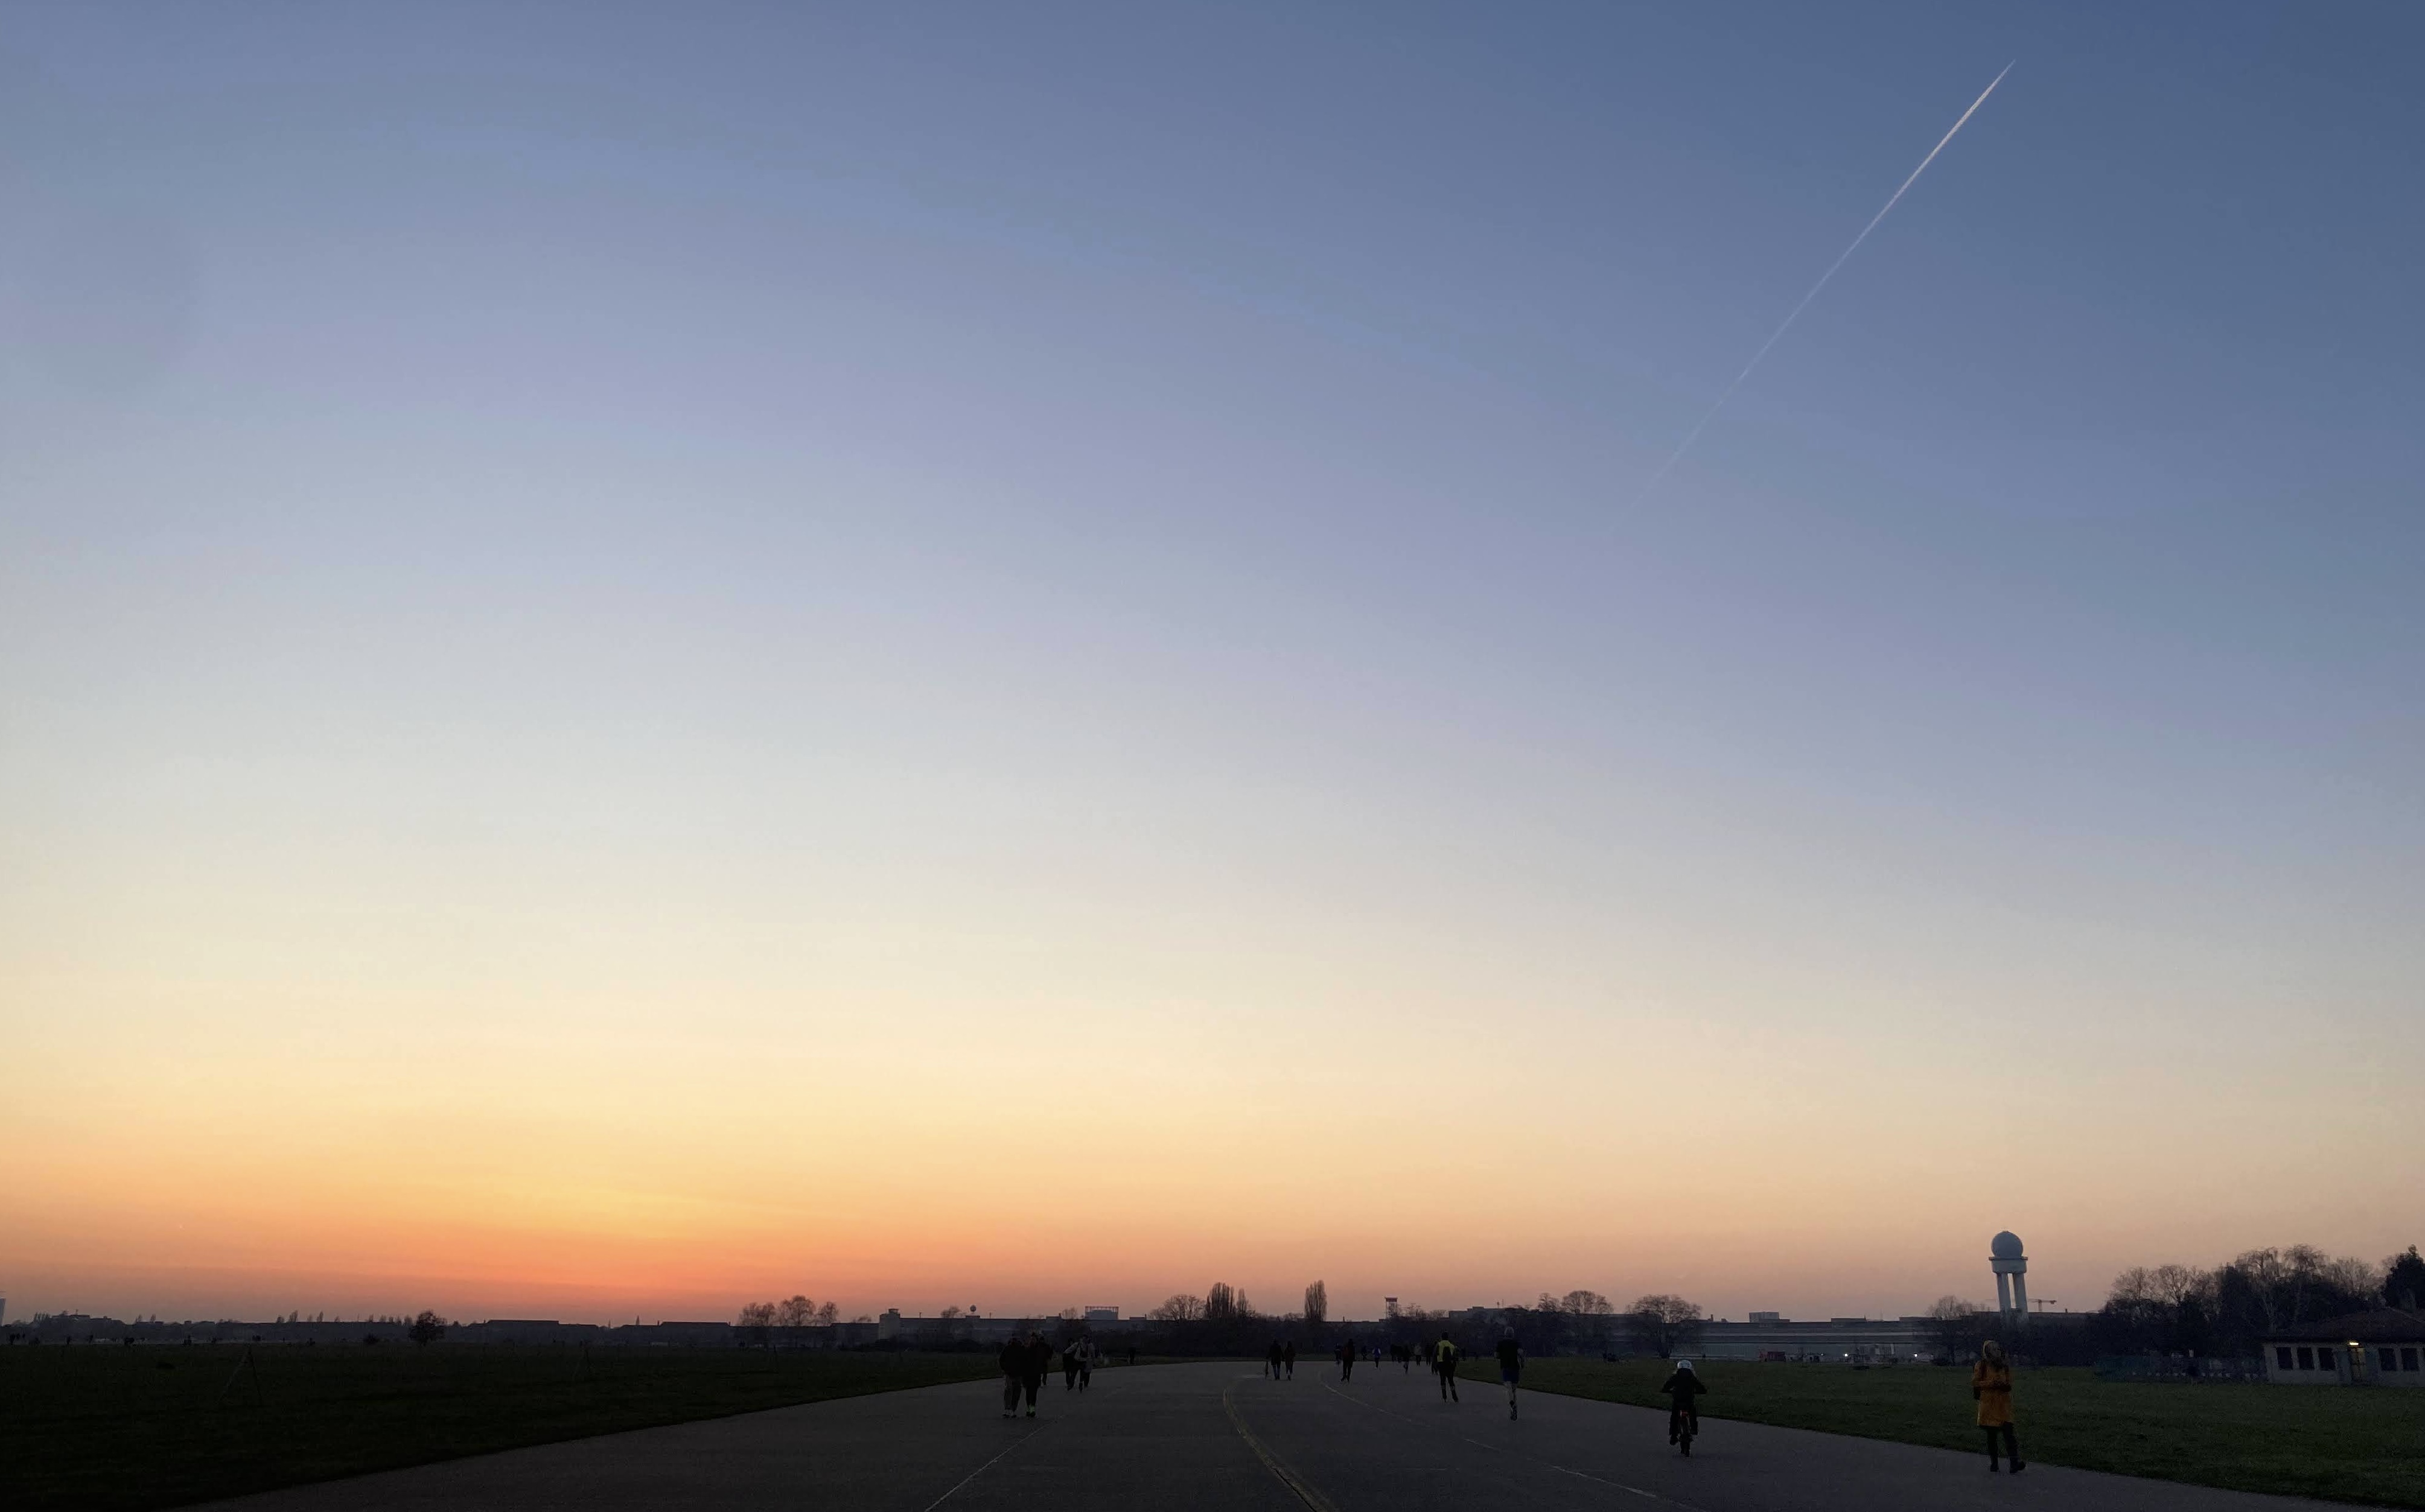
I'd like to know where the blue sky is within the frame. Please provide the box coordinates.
[2,2,2420,1319]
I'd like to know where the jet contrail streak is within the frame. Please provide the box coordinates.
[1636,61,2014,498]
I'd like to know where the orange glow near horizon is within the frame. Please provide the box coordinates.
[9,925,2404,1325]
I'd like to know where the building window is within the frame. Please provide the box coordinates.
[2383,1349,2398,1374]
[2277,1346,2294,1370]
[2404,1348,2419,1372]
[2318,1349,2336,1371]
[2297,1347,2315,1370]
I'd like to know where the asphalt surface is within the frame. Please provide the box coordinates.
[202,1358,2332,1511]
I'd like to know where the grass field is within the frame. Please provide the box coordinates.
[0,1344,1002,1511]
[1464,1356,2425,1507]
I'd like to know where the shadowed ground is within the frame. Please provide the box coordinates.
[1,1345,1000,1510]
[199,1359,2341,1511]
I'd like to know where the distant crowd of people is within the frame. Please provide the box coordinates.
[993,1324,2025,1470]
[1258,1332,1472,1399]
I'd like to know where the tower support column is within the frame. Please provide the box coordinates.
[1988,1231,2030,1338]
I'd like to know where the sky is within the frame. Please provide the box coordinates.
[3,1,2420,1327]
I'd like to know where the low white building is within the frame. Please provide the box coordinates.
[2263,1309,2425,1387]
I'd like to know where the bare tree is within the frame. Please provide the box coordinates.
[1561,1289,1616,1353]
[2222,1246,2375,1336]
[1205,1283,1238,1320]
[775,1295,815,1329]
[1533,1294,1572,1355]
[1304,1281,1328,1326]
[2144,1264,2213,1308]
[2101,1263,2218,1354]
[1925,1295,1987,1359]
[1149,1294,1205,1321]
[738,1301,776,1345]
[816,1301,840,1326]
[1627,1294,1704,1359]
[408,1310,445,1346]
[2282,1246,2337,1327]
[2321,1254,2383,1302]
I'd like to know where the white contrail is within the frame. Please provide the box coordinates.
[1636,62,2014,498]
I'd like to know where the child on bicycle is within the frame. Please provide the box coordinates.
[1659,1358,1706,1444]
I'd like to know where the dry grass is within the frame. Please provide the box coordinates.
[1469,1356,2425,1507]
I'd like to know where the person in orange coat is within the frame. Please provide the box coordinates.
[1972,1339,2024,1473]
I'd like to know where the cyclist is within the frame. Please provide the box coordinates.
[1659,1358,1706,1446]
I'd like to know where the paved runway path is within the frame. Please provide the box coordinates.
[205,1359,2332,1511]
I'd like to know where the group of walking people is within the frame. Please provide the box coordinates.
[998,1331,1128,1418]
[1261,1330,1469,1400]
[1259,1336,1424,1384]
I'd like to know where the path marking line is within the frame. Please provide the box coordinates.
[1317,1377,1694,1508]
[918,1418,1050,1512]
[1223,1381,1344,1512]
[1547,1460,1671,1501]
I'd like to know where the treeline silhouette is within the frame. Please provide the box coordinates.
[2090,1244,2423,1358]
[891,1285,1709,1360]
